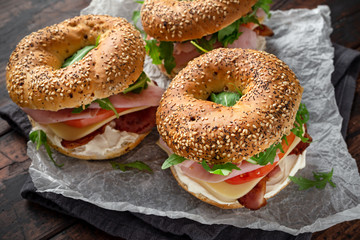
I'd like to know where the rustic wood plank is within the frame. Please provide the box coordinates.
[0,173,77,240]
[0,131,28,163]
[0,118,11,137]
[50,221,123,240]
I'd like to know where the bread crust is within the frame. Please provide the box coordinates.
[6,15,145,111]
[170,166,243,209]
[156,48,303,165]
[141,0,257,42]
[170,159,299,209]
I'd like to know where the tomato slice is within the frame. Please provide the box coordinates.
[225,132,297,185]
[278,131,296,159]
[225,163,277,185]
[63,108,128,128]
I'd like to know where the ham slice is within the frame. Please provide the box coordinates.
[158,136,281,183]
[23,84,164,124]
[173,25,259,69]
[89,85,164,109]
[177,155,279,183]
[227,26,258,49]
[23,107,102,124]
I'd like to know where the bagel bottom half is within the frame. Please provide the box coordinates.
[170,151,307,209]
[29,118,149,160]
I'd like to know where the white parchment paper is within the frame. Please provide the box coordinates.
[28,2,360,235]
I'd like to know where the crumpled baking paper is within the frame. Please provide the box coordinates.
[27,1,360,235]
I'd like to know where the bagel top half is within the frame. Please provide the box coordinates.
[141,0,257,42]
[156,48,303,165]
[6,15,145,111]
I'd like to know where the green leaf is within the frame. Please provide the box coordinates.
[123,72,150,94]
[289,168,336,190]
[72,104,90,113]
[159,41,176,75]
[62,45,96,68]
[253,0,273,17]
[61,35,100,68]
[210,92,242,107]
[29,130,64,167]
[95,35,101,46]
[249,142,282,166]
[190,40,209,53]
[291,103,310,143]
[132,10,144,34]
[111,161,152,172]
[94,98,119,118]
[145,40,176,75]
[217,20,242,47]
[145,39,162,65]
[161,154,186,169]
[201,160,240,176]
[190,35,217,53]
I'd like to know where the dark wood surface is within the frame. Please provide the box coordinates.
[0,0,359,239]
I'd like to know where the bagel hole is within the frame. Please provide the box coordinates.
[208,90,242,107]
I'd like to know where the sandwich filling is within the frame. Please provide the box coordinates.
[158,124,311,209]
[26,81,164,158]
[143,2,274,75]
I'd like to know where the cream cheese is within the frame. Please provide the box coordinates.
[33,121,141,159]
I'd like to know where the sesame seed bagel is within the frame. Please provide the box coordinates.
[141,0,257,42]
[6,15,145,111]
[156,48,303,165]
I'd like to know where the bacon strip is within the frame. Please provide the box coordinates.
[114,107,157,134]
[253,24,274,37]
[238,176,268,210]
[61,107,157,149]
[290,127,312,156]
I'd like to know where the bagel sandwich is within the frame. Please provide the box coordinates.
[6,15,164,160]
[140,0,274,78]
[156,48,312,210]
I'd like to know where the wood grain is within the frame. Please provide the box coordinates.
[0,0,359,239]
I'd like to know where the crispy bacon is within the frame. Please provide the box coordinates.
[290,126,312,155]
[253,24,274,37]
[238,176,268,210]
[61,107,157,149]
[61,124,107,149]
[238,126,312,210]
[114,107,157,134]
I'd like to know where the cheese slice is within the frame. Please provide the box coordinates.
[176,132,303,203]
[197,178,262,202]
[47,106,149,141]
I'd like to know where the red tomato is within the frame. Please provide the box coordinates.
[278,131,296,159]
[225,163,277,185]
[225,132,296,185]
[63,108,128,128]
[242,22,255,29]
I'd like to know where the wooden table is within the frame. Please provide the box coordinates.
[0,0,359,239]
